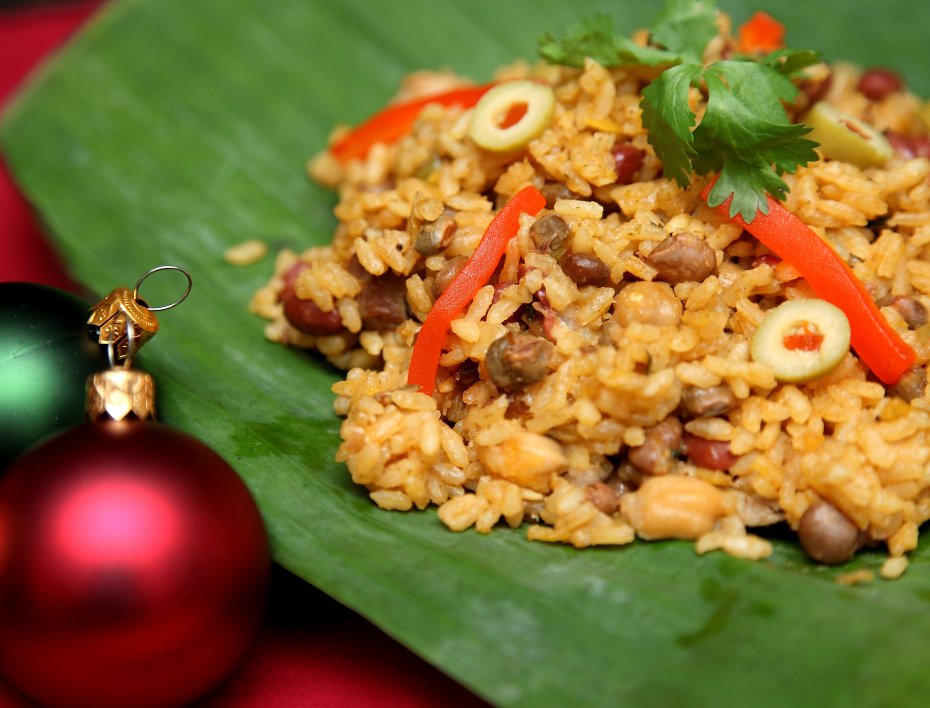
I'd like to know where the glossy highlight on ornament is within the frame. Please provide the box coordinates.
[0,282,109,465]
[0,421,270,708]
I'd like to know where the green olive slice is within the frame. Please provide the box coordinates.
[803,102,894,168]
[751,298,851,383]
[468,80,555,153]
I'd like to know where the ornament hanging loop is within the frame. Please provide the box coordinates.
[134,265,192,312]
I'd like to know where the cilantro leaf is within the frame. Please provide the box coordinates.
[538,13,679,68]
[540,1,822,222]
[640,64,702,187]
[705,158,779,219]
[538,14,620,68]
[703,60,803,127]
[650,0,719,65]
[691,62,819,220]
[763,48,823,77]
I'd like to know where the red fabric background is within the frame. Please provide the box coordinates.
[0,2,483,706]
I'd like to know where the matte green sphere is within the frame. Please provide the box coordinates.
[0,283,109,467]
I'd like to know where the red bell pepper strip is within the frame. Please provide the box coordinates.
[407,185,546,396]
[330,83,495,162]
[702,182,915,384]
[737,11,785,54]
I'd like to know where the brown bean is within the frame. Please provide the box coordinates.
[683,433,739,471]
[560,253,610,287]
[612,143,645,185]
[679,385,737,419]
[857,67,903,100]
[586,482,620,515]
[280,261,308,297]
[885,131,930,159]
[431,256,468,300]
[453,359,480,388]
[628,417,683,475]
[414,215,457,255]
[887,365,927,402]
[604,467,638,498]
[505,396,531,420]
[444,392,468,423]
[526,300,560,341]
[798,501,863,565]
[887,295,929,328]
[280,263,344,335]
[484,331,553,392]
[540,182,573,209]
[909,136,930,159]
[799,72,832,106]
[282,295,344,335]
[529,213,571,257]
[357,272,407,329]
[645,232,717,285]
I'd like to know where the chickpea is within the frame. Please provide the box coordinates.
[620,475,727,540]
[478,432,567,493]
[613,281,682,327]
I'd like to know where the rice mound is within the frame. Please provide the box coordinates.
[251,16,930,573]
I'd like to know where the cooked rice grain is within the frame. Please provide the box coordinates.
[256,16,930,572]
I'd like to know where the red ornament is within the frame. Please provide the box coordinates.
[0,418,270,708]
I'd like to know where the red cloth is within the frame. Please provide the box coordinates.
[0,3,482,706]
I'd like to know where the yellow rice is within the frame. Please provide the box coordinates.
[251,14,930,571]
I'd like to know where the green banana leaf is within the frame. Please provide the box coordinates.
[3,1,930,705]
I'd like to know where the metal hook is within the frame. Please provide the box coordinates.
[133,265,193,312]
[106,309,139,369]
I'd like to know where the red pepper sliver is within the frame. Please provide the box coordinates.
[737,11,785,54]
[782,325,824,352]
[702,182,915,384]
[330,84,496,162]
[407,185,546,396]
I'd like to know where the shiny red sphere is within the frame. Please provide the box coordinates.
[0,420,270,708]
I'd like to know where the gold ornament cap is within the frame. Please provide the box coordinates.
[88,287,160,362]
[86,368,157,422]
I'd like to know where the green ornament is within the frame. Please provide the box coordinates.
[0,282,108,467]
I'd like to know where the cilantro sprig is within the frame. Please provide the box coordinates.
[538,0,821,222]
